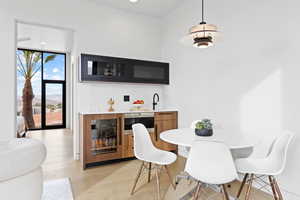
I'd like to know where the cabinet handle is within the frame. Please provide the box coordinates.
[155,124,158,141]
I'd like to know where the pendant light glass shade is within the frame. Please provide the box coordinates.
[190,23,218,48]
[181,0,219,49]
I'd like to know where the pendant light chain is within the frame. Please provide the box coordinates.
[202,0,204,23]
[202,0,206,37]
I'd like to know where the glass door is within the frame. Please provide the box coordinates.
[85,114,123,164]
[42,81,66,128]
[90,119,118,155]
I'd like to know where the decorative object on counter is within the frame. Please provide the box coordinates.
[107,98,115,112]
[195,119,213,136]
[131,99,144,111]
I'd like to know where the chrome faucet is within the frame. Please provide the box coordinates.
[153,93,159,110]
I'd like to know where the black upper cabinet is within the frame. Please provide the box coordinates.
[80,54,169,84]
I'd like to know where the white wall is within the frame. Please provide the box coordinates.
[161,0,299,199]
[0,0,164,155]
[0,9,16,141]
[17,23,74,52]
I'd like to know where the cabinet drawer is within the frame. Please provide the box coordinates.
[155,112,177,121]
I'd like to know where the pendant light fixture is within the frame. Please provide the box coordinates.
[183,0,219,49]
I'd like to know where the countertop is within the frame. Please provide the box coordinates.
[79,109,178,115]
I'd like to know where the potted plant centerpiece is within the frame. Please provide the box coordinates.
[195,119,213,137]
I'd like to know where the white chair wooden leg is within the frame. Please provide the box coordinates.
[131,161,144,195]
[155,165,161,200]
[245,174,254,200]
[222,184,230,200]
[193,182,202,200]
[268,176,279,200]
[148,162,152,183]
[273,177,283,200]
[164,165,175,189]
[237,173,249,198]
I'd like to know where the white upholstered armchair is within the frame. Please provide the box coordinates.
[0,138,46,200]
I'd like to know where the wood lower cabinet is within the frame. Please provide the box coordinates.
[81,111,178,169]
[154,112,178,151]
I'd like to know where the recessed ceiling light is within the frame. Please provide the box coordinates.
[129,0,139,3]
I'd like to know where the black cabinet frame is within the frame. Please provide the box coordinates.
[80,54,169,84]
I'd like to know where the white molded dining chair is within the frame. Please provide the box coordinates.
[235,131,294,200]
[231,147,253,160]
[185,140,238,200]
[131,123,177,200]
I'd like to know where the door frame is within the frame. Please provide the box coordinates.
[42,80,66,129]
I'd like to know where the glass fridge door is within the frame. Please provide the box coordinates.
[90,119,118,155]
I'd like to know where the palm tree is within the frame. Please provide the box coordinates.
[17,50,55,129]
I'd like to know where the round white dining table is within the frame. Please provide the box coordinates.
[160,128,255,150]
[161,128,255,200]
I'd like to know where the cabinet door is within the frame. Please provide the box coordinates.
[154,112,178,151]
[123,134,134,158]
[84,114,123,165]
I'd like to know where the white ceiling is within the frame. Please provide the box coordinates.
[92,0,185,17]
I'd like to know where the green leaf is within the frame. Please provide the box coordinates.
[44,55,56,63]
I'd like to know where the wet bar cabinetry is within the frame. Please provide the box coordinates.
[80,111,178,169]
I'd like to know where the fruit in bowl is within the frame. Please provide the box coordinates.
[133,100,144,105]
[132,100,144,110]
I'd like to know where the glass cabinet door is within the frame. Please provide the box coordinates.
[90,118,118,155]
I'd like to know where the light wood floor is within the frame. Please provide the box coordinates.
[28,129,273,200]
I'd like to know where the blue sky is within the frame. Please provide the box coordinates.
[17,51,65,97]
